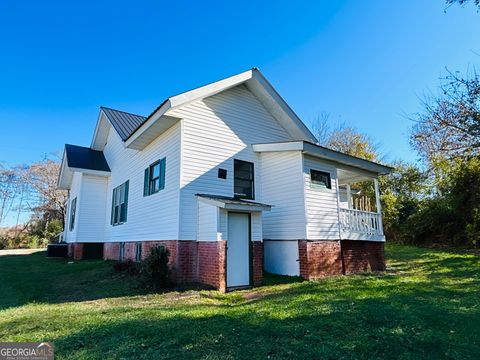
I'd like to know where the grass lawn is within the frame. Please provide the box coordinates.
[0,245,478,359]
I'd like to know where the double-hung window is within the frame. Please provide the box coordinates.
[234,159,254,200]
[111,181,129,226]
[310,169,331,189]
[69,197,77,231]
[144,158,166,196]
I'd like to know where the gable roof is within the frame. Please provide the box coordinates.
[92,68,318,151]
[100,107,146,141]
[65,144,110,172]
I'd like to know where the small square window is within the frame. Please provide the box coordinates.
[218,168,227,179]
[310,169,331,189]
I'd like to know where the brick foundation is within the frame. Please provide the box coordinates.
[197,241,227,291]
[341,240,385,274]
[299,240,343,279]
[102,240,231,291]
[299,240,385,279]
[252,241,263,286]
[68,243,84,260]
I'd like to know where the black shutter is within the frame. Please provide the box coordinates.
[160,158,166,190]
[124,181,129,222]
[110,188,116,225]
[144,168,150,196]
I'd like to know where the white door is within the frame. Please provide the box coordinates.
[227,212,250,287]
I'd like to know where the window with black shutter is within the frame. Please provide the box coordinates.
[111,181,129,226]
[144,158,166,196]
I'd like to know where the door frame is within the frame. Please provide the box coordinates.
[226,211,253,290]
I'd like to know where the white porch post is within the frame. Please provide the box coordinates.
[346,184,352,209]
[374,178,384,235]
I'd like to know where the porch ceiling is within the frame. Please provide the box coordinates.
[337,168,375,184]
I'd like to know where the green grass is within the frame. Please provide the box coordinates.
[0,244,478,359]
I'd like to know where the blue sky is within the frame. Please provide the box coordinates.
[0,0,479,167]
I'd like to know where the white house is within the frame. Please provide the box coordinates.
[58,68,391,291]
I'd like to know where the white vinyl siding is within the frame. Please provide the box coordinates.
[304,155,341,240]
[198,202,263,242]
[77,175,108,242]
[169,84,293,240]
[103,121,181,242]
[197,201,218,241]
[260,151,306,240]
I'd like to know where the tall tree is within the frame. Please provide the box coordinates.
[411,70,480,163]
[0,165,19,226]
[22,160,68,225]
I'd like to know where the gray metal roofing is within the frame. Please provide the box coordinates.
[65,144,111,172]
[101,107,147,141]
[196,194,271,208]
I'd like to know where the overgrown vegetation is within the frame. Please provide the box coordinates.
[141,245,171,290]
[0,159,66,249]
[313,68,480,247]
[0,245,478,359]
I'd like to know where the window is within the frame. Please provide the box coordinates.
[310,169,331,189]
[234,159,254,199]
[111,181,129,226]
[69,197,77,231]
[144,158,166,196]
[135,243,142,262]
[119,242,125,261]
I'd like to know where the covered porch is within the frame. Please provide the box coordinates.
[337,168,385,241]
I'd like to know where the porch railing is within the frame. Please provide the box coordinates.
[339,208,383,236]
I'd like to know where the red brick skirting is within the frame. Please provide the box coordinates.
[252,241,263,286]
[68,243,84,260]
[299,240,385,279]
[299,240,343,280]
[197,241,226,292]
[341,240,385,274]
[102,240,230,291]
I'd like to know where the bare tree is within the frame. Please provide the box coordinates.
[0,165,20,226]
[311,114,380,161]
[446,0,480,10]
[21,160,68,226]
[411,69,480,163]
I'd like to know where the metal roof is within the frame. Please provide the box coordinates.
[196,194,271,211]
[65,144,111,172]
[100,107,147,141]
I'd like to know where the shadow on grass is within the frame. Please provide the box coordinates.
[49,283,479,359]
[0,251,150,310]
[1,245,479,359]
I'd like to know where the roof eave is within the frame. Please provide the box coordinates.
[253,141,393,175]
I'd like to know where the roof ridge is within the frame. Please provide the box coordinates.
[100,106,146,119]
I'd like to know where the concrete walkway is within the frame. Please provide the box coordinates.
[0,248,44,256]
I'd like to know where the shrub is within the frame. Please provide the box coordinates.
[113,259,140,275]
[141,245,171,290]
